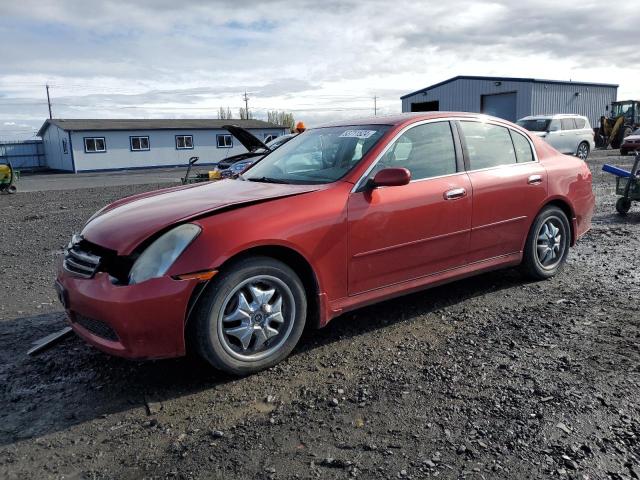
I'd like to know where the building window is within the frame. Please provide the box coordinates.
[217,134,233,148]
[130,136,150,151]
[62,139,68,154]
[176,135,193,149]
[84,137,106,153]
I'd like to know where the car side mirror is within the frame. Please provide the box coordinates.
[369,168,411,188]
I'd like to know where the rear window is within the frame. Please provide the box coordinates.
[459,121,517,169]
[561,118,576,130]
[516,119,550,132]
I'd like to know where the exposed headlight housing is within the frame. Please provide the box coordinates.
[230,160,253,173]
[129,224,201,285]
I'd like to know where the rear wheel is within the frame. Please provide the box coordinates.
[576,142,590,160]
[192,256,307,375]
[616,197,631,216]
[521,206,570,280]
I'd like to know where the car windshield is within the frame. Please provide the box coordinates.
[516,118,551,132]
[242,125,390,184]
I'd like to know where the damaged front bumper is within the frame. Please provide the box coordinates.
[56,269,199,360]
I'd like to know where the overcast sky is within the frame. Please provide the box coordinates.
[1,0,639,139]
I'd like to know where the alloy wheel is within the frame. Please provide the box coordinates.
[577,143,589,160]
[217,275,295,361]
[535,217,566,269]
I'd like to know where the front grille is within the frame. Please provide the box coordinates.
[63,234,101,278]
[74,313,118,342]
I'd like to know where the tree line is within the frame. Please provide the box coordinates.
[217,107,296,131]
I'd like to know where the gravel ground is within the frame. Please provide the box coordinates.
[0,150,639,480]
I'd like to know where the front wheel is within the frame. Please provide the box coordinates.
[576,142,590,160]
[521,206,571,280]
[191,256,307,375]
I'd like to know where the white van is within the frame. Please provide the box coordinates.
[517,114,595,160]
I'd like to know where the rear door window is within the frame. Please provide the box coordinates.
[561,118,576,130]
[459,121,517,170]
[510,130,534,163]
[574,117,586,129]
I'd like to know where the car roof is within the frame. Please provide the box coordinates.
[519,114,588,120]
[316,112,505,128]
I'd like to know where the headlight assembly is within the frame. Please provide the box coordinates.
[231,161,252,173]
[129,224,201,285]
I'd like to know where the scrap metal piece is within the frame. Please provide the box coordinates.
[27,326,73,356]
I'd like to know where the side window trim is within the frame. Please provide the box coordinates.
[355,120,459,191]
[452,120,470,172]
[449,120,465,173]
[351,117,534,193]
[509,129,534,163]
[456,119,539,172]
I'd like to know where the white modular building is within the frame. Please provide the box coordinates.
[37,119,287,172]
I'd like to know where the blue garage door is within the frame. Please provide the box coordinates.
[481,92,517,121]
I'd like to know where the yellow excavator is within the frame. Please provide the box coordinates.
[597,100,640,149]
[0,161,17,194]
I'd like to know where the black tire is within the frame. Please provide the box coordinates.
[521,206,571,280]
[621,149,628,156]
[616,197,632,216]
[576,141,590,160]
[191,256,307,375]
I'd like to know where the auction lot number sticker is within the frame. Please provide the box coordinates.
[339,130,377,139]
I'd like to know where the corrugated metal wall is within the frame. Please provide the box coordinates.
[0,140,45,169]
[401,79,533,121]
[402,79,618,126]
[530,83,616,127]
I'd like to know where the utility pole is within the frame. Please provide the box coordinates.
[46,84,53,119]
[242,91,250,118]
[373,95,377,116]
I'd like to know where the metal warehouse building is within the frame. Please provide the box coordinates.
[401,76,618,126]
[37,119,286,172]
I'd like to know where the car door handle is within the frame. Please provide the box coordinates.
[444,187,466,200]
[527,174,543,185]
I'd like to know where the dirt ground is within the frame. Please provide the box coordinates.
[1,150,639,480]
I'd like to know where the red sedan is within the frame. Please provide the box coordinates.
[56,113,594,375]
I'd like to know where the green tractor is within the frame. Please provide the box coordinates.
[597,100,640,149]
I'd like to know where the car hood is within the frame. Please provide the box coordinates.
[223,124,269,152]
[81,180,322,255]
[623,134,640,142]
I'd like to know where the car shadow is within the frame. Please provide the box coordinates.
[0,267,528,446]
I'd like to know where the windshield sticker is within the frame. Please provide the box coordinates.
[339,130,377,139]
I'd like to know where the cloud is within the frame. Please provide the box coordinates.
[0,0,638,139]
